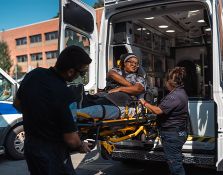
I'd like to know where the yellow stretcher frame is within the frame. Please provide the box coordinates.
[76,111,158,157]
[76,111,216,159]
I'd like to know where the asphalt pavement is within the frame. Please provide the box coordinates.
[0,149,221,175]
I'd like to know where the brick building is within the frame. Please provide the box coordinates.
[0,8,103,78]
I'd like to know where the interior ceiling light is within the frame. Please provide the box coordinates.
[188,10,200,18]
[197,19,205,23]
[205,28,211,31]
[137,28,146,31]
[166,30,175,33]
[145,17,154,20]
[189,10,199,13]
[147,32,150,35]
[159,25,168,28]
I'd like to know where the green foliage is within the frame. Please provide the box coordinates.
[14,64,23,79]
[14,64,22,73]
[93,0,104,8]
[53,12,59,18]
[0,41,12,73]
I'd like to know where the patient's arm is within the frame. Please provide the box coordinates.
[107,70,132,87]
[109,83,144,95]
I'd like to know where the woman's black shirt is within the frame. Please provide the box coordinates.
[158,86,189,129]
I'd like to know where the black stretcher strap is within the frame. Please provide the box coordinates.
[101,105,106,119]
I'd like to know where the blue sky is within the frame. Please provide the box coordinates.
[0,0,97,30]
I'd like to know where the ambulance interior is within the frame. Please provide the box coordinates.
[108,2,212,102]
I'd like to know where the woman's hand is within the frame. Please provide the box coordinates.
[139,98,163,115]
[139,98,146,105]
[139,98,149,106]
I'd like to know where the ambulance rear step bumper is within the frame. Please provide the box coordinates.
[111,149,215,166]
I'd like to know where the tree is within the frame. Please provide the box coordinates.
[93,0,104,8]
[53,12,59,18]
[14,64,22,80]
[0,41,12,73]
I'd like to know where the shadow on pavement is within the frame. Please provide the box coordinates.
[0,155,29,175]
[76,150,219,175]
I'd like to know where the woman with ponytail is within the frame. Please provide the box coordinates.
[140,67,188,175]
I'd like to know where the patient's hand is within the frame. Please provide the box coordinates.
[108,87,121,93]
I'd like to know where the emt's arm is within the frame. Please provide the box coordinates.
[109,83,144,95]
[139,99,163,115]
[107,70,132,87]
[13,96,22,113]
[64,132,91,153]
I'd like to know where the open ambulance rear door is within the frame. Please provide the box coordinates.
[59,0,98,93]
[213,0,223,171]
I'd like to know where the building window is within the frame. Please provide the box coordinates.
[16,37,27,45]
[46,51,58,59]
[17,55,27,62]
[45,31,58,41]
[30,34,42,43]
[31,53,42,61]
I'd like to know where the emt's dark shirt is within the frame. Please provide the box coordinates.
[17,67,77,143]
[158,86,189,129]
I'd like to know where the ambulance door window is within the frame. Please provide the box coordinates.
[0,74,12,101]
[65,28,90,85]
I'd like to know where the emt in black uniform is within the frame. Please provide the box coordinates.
[140,67,188,175]
[13,46,92,175]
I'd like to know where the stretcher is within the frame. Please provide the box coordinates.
[67,84,159,158]
[76,102,158,159]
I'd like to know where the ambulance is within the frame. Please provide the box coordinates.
[0,68,23,159]
[59,0,223,171]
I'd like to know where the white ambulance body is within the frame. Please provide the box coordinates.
[60,0,223,170]
[0,68,23,159]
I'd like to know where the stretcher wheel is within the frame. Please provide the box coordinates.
[140,133,155,150]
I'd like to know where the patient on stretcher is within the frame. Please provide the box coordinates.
[76,88,158,120]
[103,53,147,117]
[69,82,158,121]
[69,59,158,120]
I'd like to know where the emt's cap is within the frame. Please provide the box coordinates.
[56,45,92,71]
[122,53,138,63]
